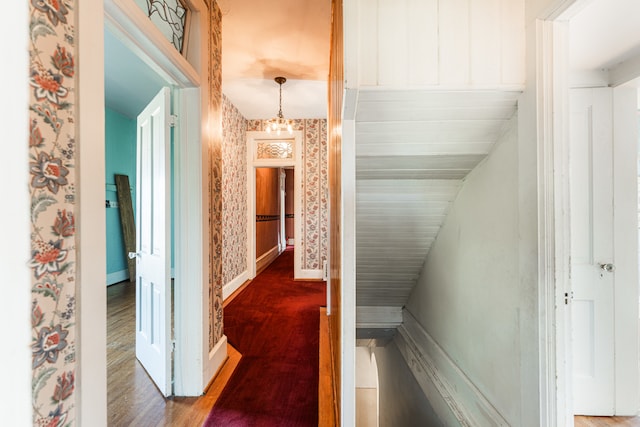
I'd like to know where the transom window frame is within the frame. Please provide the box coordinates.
[133,0,192,56]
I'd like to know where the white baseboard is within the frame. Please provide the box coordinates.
[106,269,129,286]
[297,269,323,280]
[256,245,280,273]
[223,270,249,301]
[397,309,509,427]
[204,334,227,390]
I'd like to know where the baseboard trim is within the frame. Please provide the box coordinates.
[106,269,129,285]
[297,269,323,280]
[256,245,280,274]
[397,310,509,427]
[204,335,228,392]
[223,270,250,301]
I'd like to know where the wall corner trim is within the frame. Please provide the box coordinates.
[397,310,509,427]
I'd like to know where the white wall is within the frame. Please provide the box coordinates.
[373,342,443,427]
[404,115,539,425]
[356,347,379,427]
[353,0,525,89]
[3,1,32,424]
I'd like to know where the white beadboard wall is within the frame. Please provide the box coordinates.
[355,0,525,88]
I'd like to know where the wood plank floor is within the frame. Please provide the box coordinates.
[107,281,240,426]
[112,281,640,426]
[575,416,640,426]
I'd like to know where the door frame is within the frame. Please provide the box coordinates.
[78,0,216,418]
[246,131,304,279]
[105,0,217,396]
[534,1,640,424]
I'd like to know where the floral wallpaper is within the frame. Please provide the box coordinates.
[28,0,78,425]
[246,119,328,271]
[222,95,248,285]
[209,1,224,350]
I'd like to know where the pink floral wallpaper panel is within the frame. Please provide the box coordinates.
[209,1,224,350]
[222,95,248,285]
[29,0,78,425]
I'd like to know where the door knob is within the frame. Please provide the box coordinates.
[599,263,615,272]
[128,252,140,260]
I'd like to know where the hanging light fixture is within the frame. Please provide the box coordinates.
[265,76,293,135]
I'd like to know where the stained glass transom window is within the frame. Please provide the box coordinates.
[256,141,294,160]
[134,0,190,54]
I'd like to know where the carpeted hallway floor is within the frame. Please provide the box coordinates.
[204,248,326,426]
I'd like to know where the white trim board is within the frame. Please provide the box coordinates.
[397,310,509,427]
[223,270,250,301]
[204,334,227,389]
[297,269,324,280]
[107,270,129,285]
[256,245,281,274]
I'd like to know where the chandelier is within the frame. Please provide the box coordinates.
[265,76,293,135]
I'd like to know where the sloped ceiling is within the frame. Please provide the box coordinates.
[105,28,166,118]
[355,90,520,308]
[355,0,640,322]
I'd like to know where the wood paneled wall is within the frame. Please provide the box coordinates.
[328,0,344,423]
[255,168,280,258]
[355,0,524,88]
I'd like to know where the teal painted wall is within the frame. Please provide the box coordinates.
[105,107,136,284]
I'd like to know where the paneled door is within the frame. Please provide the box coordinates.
[570,87,615,415]
[133,87,172,396]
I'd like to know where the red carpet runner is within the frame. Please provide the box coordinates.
[204,249,326,426]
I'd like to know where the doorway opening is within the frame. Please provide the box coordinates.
[538,0,640,423]
[104,24,177,406]
[101,0,212,414]
[566,0,640,420]
[254,167,295,275]
[246,131,304,280]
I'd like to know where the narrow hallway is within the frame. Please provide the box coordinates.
[205,248,326,425]
[107,248,325,426]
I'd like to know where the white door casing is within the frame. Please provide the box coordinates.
[77,0,215,419]
[570,87,615,415]
[135,87,172,396]
[246,131,305,279]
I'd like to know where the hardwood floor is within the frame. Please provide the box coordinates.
[575,416,640,426]
[111,281,639,426]
[107,281,240,426]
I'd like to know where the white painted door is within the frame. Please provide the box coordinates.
[570,87,615,415]
[134,87,172,396]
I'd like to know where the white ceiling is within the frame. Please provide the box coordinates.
[217,0,330,119]
[104,28,167,118]
[570,0,640,71]
[105,0,331,120]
